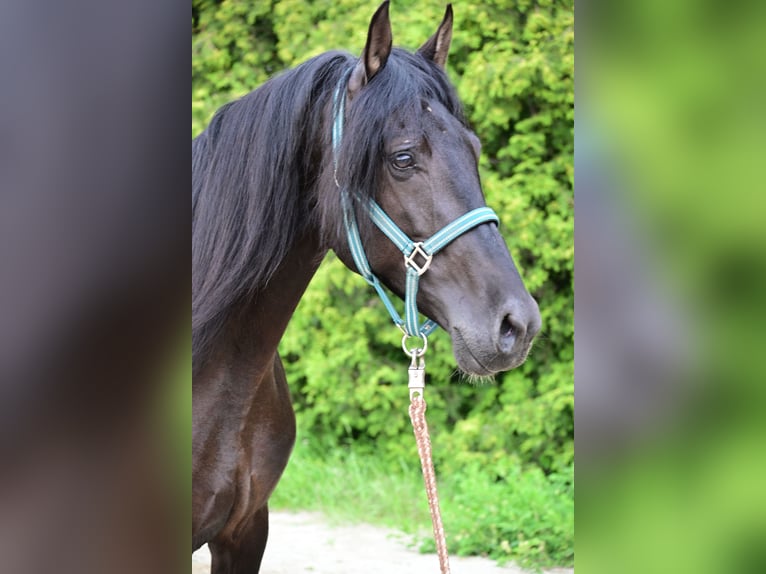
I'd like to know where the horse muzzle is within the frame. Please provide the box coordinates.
[450,295,541,376]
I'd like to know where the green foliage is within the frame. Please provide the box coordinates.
[193,0,283,135]
[434,462,574,568]
[193,0,573,565]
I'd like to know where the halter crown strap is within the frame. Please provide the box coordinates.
[332,68,499,338]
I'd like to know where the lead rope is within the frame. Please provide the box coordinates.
[407,345,451,574]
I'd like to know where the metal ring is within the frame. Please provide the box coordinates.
[401,332,428,357]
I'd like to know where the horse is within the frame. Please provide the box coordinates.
[192,2,541,571]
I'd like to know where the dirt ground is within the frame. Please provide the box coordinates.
[192,511,573,574]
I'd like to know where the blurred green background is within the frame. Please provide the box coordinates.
[193,0,573,568]
[578,1,766,573]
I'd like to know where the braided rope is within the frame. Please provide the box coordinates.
[409,394,451,574]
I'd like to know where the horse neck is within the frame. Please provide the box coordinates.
[221,229,326,374]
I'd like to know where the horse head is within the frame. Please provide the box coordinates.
[326,2,541,376]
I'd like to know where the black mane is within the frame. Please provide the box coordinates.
[192,47,464,374]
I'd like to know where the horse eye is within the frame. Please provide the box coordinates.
[391,152,414,170]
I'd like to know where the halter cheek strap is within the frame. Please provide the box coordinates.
[331,68,499,339]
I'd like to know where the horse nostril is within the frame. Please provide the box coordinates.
[496,300,539,357]
[500,315,515,339]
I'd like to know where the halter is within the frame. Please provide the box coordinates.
[331,68,499,349]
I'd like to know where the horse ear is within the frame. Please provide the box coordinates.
[417,4,453,69]
[348,1,392,98]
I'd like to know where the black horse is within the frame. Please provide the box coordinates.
[192,3,541,572]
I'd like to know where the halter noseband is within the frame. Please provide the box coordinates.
[331,67,499,345]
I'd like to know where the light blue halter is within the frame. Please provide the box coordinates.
[331,68,499,347]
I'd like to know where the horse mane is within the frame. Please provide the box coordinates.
[192,47,465,374]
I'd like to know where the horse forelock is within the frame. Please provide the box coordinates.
[324,47,466,243]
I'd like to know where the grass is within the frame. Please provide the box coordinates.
[270,437,574,570]
[270,438,432,534]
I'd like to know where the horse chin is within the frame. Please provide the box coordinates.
[454,352,496,379]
